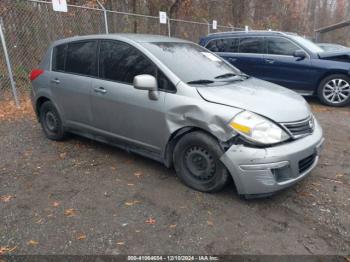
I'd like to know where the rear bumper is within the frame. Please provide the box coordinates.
[220,120,324,196]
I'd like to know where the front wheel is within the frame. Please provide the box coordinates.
[173,131,229,193]
[317,74,350,107]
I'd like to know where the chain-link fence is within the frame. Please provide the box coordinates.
[0,0,243,104]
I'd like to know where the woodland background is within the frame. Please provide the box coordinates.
[75,0,350,44]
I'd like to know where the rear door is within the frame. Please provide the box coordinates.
[50,41,97,125]
[262,37,315,92]
[206,36,266,79]
[90,40,168,153]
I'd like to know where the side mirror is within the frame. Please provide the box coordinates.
[133,74,159,100]
[293,50,307,59]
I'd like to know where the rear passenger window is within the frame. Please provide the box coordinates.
[52,44,66,71]
[266,37,300,56]
[99,41,156,84]
[206,38,239,53]
[239,37,264,54]
[65,41,97,76]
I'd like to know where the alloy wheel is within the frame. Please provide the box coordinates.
[323,78,350,104]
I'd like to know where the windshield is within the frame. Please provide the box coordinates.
[142,42,241,84]
[289,35,324,53]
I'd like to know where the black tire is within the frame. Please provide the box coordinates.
[173,131,229,193]
[39,101,66,141]
[317,74,350,107]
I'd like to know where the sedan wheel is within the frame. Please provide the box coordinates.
[173,131,229,193]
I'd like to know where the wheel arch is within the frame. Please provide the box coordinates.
[163,126,223,168]
[35,96,51,120]
[316,69,350,93]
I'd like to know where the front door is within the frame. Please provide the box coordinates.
[262,37,316,92]
[90,40,167,153]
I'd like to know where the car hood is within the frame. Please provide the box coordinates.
[196,77,311,123]
[318,49,350,60]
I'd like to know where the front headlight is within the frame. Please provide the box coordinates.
[230,111,290,145]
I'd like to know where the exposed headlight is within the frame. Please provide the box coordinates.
[230,111,290,145]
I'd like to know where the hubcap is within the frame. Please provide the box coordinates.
[184,146,216,181]
[45,111,58,132]
[323,78,350,104]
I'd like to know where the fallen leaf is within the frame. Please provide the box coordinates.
[116,241,125,245]
[52,201,60,207]
[0,195,13,202]
[134,172,143,178]
[125,200,141,206]
[0,246,16,255]
[59,152,67,159]
[169,224,177,228]
[64,208,77,217]
[145,217,156,225]
[207,220,214,226]
[27,240,38,246]
[335,173,344,179]
[76,234,86,240]
[298,191,312,197]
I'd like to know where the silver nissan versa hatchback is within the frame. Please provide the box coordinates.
[30,34,325,198]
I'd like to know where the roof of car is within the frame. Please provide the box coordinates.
[205,30,298,39]
[52,33,191,46]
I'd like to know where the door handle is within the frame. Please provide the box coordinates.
[227,57,237,62]
[94,87,107,94]
[51,78,60,84]
[265,59,275,64]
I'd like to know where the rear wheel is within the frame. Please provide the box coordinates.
[39,101,66,141]
[173,131,229,193]
[317,74,350,107]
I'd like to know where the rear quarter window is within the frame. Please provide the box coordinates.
[206,38,239,53]
[52,44,66,71]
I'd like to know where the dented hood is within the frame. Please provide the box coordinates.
[318,49,350,59]
[196,77,310,123]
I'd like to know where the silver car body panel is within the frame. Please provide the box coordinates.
[31,34,325,196]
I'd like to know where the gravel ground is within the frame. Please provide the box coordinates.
[0,98,349,255]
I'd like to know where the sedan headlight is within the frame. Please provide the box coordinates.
[230,111,290,145]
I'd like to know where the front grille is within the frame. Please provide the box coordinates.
[298,153,316,174]
[282,116,314,139]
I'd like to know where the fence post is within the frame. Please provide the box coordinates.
[97,0,109,34]
[203,19,210,34]
[0,18,19,107]
[167,18,171,37]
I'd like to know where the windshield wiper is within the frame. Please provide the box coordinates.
[214,73,237,79]
[187,79,215,85]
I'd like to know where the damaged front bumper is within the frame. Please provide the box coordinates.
[220,120,324,197]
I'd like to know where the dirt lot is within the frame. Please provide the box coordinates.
[0,96,349,255]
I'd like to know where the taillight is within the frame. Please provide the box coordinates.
[29,69,44,81]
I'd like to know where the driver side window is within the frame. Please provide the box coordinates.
[266,37,300,56]
[99,40,175,92]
